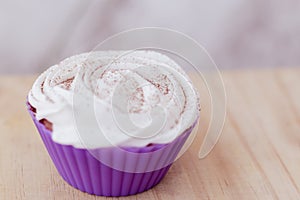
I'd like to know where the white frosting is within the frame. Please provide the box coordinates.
[28,51,199,148]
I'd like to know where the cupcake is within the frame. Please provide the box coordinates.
[27,50,200,196]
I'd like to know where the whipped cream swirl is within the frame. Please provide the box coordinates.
[28,51,199,148]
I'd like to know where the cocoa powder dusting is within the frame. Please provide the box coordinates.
[129,87,145,113]
[60,77,75,90]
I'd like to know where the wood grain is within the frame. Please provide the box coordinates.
[0,68,299,200]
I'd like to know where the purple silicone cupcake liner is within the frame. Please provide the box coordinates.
[27,102,195,197]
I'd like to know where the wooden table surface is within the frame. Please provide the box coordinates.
[1,68,299,200]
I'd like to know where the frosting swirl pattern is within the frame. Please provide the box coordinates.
[28,51,199,148]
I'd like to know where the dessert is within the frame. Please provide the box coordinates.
[27,50,199,196]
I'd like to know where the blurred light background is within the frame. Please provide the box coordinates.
[0,0,299,74]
